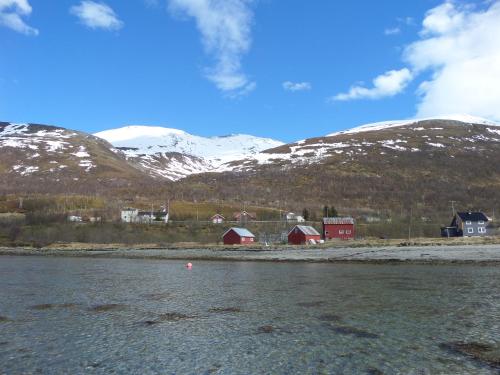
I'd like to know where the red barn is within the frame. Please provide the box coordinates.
[288,225,321,245]
[222,227,256,245]
[323,217,355,240]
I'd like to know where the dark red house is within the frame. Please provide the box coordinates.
[222,227,256,245]
[323,217,355,240]
[233,211,257,223]
[288,225,321,245]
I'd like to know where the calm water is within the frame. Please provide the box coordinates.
[0,256,499,375]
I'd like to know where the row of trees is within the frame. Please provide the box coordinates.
[301,206,339,221]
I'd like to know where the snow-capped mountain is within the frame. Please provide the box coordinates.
[182,116,500,217]
[326,115,498,137]
[94,125,284,180]
[0,122,153,194]
[224,116,500,170]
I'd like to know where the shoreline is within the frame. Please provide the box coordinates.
[1,242,500,265]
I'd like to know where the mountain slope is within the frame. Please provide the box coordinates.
[94,125,284,180]
[177,118,500,218]
[0,122,156,195]
[2,117,500,220]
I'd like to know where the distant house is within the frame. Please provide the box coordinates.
[138,211,169,224]
[441,212,491,237]
[223,227,255,245]
[121,208,139,223]
[233,211,257,223]
[67,215,83,222]
[288,225,321,245]
[285,212,305,223]
[211,214,225,224]
[323,217,355,240]
[121,208,168,224]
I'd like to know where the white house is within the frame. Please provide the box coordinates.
[121,208,168,224]
[285,212,305,222]
[121,208,139,223]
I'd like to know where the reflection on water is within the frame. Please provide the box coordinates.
[0,256,499,374]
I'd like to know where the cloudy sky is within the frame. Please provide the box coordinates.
[1,0,499,141]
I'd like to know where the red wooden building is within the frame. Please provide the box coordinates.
[211,213,225,224]
[222,227,256,245]
[322,217,355,240]
[233,211,257,223]
[288,225,321,245]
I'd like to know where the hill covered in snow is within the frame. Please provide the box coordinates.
[94,125,284,180]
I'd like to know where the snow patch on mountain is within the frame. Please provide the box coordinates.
[95,125,284,180]
[327,115,499,137]
[228,115,500,171]
[1,122,98,176]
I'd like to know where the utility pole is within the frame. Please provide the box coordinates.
[449,200,457,217]
[408,206,413,242]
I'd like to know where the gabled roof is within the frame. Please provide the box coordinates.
[288,225,320,236]
[223,227,255,238]
[323,217,355,225]
[233,210,256,218]
[456,212,489,222]
[211,213,225,219]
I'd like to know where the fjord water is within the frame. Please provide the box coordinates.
[0,257,499,374]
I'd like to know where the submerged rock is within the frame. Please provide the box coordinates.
[0,316,9,322]
[31,303,78,311]
[89,304,127,313]
[366,368,384,375]
[142,312,195,325]
[258,325,274,334]
[331,326,379,339]
[208,307,242,313]
[439,341,500,368]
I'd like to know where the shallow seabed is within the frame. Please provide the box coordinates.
[0,256,499,374]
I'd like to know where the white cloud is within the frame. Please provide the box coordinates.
[384,27,400,36]
[384,17,414,36]
[168,0,255,96]
[404,1,500,120]
[0,0,38,35]
[70,1,123,30]
[334,1,500,122]
[283,81,312,92]
[332,68,413,101]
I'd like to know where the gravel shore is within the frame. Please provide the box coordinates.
[1,244,500,264]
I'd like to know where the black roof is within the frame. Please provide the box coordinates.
[456,212,489,222]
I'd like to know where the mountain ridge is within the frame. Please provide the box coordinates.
[1,116,499,219]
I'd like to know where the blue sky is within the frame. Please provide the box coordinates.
[1,0,498,142]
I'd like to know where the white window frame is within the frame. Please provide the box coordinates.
[339,230,345,234]
[466,221,472,225]
[478,227,486,233]
[467,228,474,234]
[346,230,351,234]
[478,221,484,225]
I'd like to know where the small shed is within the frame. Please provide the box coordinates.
[223,227,255,245]
[323,217,355,240]
[211,214,225,224]
[288,225,321,245]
